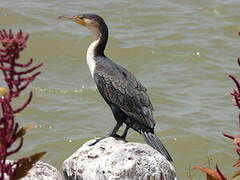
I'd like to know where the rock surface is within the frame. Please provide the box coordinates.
[63,137,177,180]
[21,161,63,180]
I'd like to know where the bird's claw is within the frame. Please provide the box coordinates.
[88,134,123,146]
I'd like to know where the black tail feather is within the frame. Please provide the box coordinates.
[143,132,173,162]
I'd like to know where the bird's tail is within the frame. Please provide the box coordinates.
[142,131,173,162]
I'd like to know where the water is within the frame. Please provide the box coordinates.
[1,0,240,179]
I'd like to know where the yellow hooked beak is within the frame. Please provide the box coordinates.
[58,15,86,26]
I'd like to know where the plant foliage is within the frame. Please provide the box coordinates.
[0,29,46,180]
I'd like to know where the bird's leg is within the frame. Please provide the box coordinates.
[88,122,122,146]
[120,126,130,140]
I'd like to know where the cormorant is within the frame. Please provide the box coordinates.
[59,14,173,162]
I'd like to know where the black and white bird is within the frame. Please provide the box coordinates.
[59,13,173,161]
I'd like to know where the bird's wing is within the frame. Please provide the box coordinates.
[94,59,155,129]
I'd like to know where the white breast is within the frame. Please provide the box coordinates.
[86,38,99,77]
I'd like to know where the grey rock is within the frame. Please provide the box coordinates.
[63,137,177,180]
[21,161,63,180]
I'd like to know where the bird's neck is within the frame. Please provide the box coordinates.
[86,39,99,77]
[88,23,108,57]
[86,23,108,77]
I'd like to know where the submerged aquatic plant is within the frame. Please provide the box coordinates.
[193,33,240,180]
[0,29,46,180]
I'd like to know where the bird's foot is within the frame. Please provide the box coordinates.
[118,134,127,140]
[88,134,120,146]
[88,138,102,146]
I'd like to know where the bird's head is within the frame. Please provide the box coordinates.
[59,13,106,34]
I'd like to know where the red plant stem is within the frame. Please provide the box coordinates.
[239,113,240,128]
[223,133,235,140]
[13,92,32,114]
[13,62,43,75]
[236,148,240,156]
[216,165,227,180]
[229,75,240,94]
[13,58,33,67]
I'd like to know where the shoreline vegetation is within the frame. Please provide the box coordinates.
[0,29,45,180]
